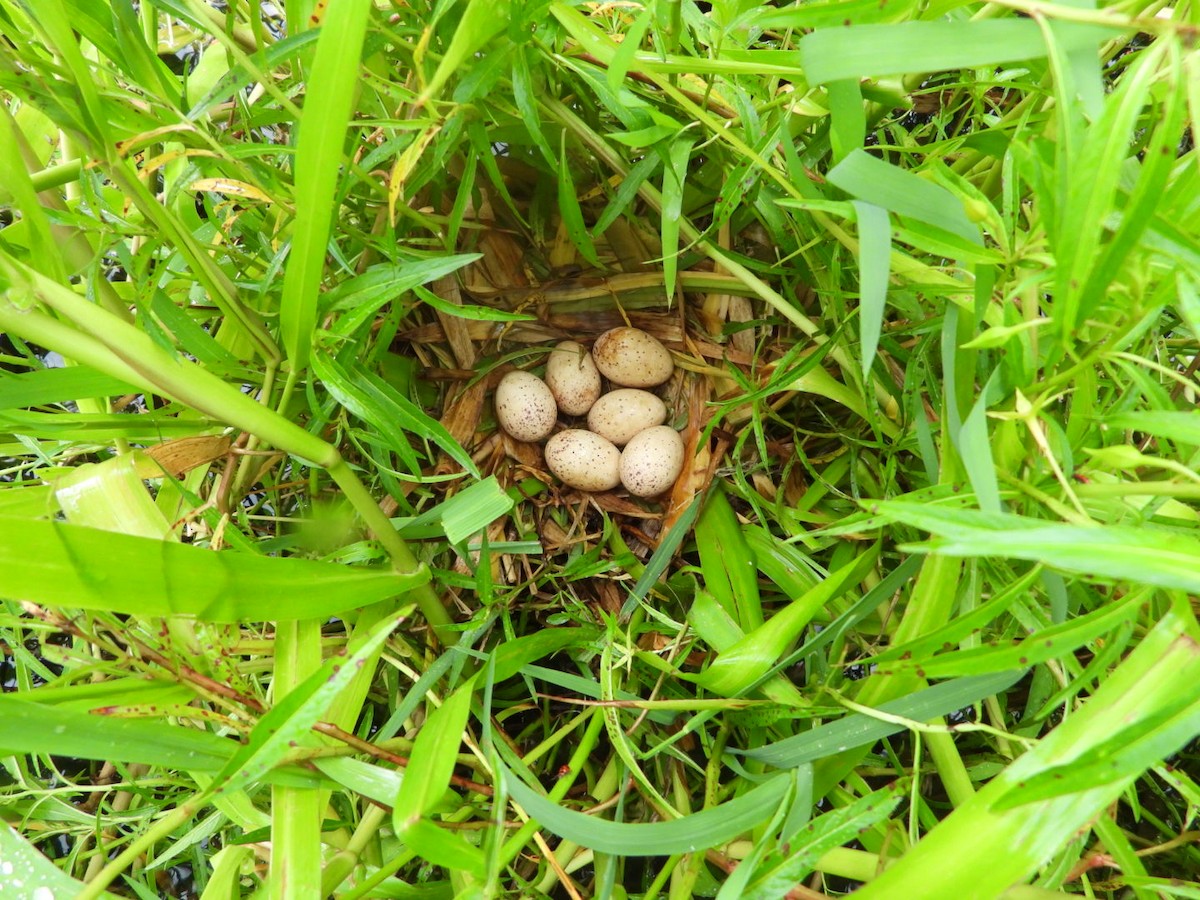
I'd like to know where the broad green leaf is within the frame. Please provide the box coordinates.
[829,150,981,246]
[0,516,429,622]
[502,762,790,855]
[1105,411,1200,447]
[697,545,879,696]
[279,0,374,371]
[851,200,890,382]
[400,819,487,878]
[394,679,476,826]
[799,19,1117,84]
[0,697,238,772]
[0,823,122,899]
[696,488,762,630]
[738,671,1026,767]
[419,0,512,103]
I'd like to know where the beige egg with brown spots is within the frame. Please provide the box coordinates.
[495,371,557,442]
[586,389,667,446]
[545,340,602,415]
[619,426,684,497]
[544,430,621,491]
[591,327,674,388]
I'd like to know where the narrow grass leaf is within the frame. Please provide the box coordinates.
[661,137,694,300]
[877,501,1200,593]
[799,20,1117,84]
[1105,411,1200,447]
[558,133,602,268]
[697,545,879,696]
[744,784,904,899]
[437,477,514,545]
[0,408,214,442]
[957,381,1002,514]
[394,679,476,825]
[995,700,1200,810]
[0,697,236,771]
[279,0,373,371]
[501,763,790,855]
[851,200,890,382]
[865,566,1041,666]
[413,284,534,322]
[829,150,980,245]
[827,79,865,163]
[738,671,1026,766]
[695,488,762,629]
[883,591,1142,679]
[419,0,511,103]
[0,366,139,408]
[622,493,703,615]
[491,628,597,682]
[0,516,429,622]
[401,818,487,878]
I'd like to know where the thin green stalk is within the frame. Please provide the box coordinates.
[271,617,324,900]
[321,803,389,896]
[77,797,202,900]
[498,708,606,868]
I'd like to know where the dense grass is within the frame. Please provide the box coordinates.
[1,0,1198,898]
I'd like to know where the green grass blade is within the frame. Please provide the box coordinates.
[501,763,791,855]
[0,823,122,899]
[0,516,429,622]
[695,488,763,630]
[744,784,905,899]
[851,200,890,383]
[799,19,1119,83]
[279,0,374,371]
[0,697,237,771]
[829,150,980,246]
[738,670,1026,767]
[878,501,1200,593]
[696,545,878,696]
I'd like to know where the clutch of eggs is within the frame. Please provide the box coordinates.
[495,327,683,496]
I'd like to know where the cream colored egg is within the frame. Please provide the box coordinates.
[586,389,667,446]
[591,327,674,388]
[495,371,557,442]
[544,430,621,491]
[619,426,684,497]
[545,340,602,415]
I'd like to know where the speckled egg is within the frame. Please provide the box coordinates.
[586,389,667,446]
[495,371,557,442]
[544,430,621,491]
[591,327,674,388]
[545,340,602,416]
[619,426,684,497]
